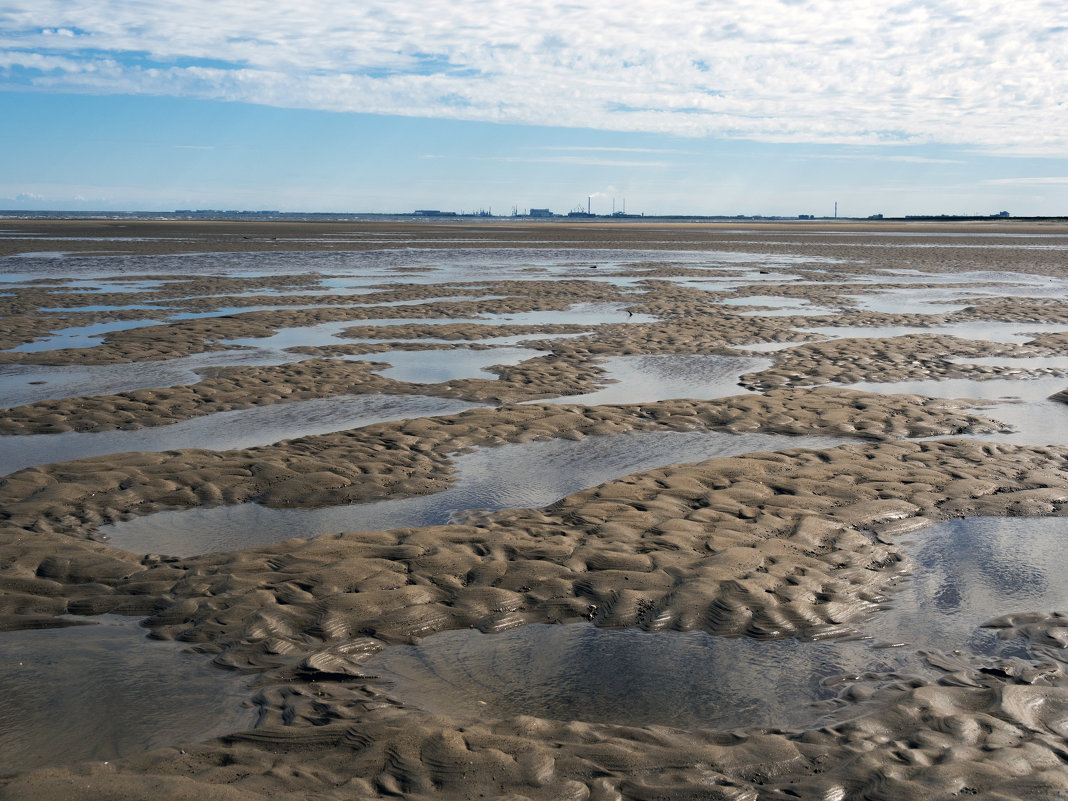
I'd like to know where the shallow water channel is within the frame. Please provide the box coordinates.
[0,394,483,476]
[361,516,1068,730]
[99,430,849,556]
[844,375,1068,446]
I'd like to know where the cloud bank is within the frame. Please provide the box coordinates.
[2,0,1065,148]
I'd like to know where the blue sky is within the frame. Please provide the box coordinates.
[1,0,1067,216]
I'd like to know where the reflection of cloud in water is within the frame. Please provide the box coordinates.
[12,319,169,353]
[866,517,1068,656]
[366,518,1068,730]
[365,623,854,730]
[802,321,1068,343]
[0,348,320,408]
[543,354,772,406]
[3,247,808,286]
[358,348,545,383]
[843,376,1068,446]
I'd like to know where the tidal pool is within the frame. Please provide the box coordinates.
[721,296,840,317]
[952,355,1068,372]
[12,318,167,353]
[542,353,772,406]
[844,375,1068,446]
[801,321,1068,344]
[98,431,848,556]
[0,394,482,476]
[0,616,256,772]
[0,347,321,408]
[846,287,972,315]
[357,347,546,383]
[721,296,815,308]
[361,516,1068,730]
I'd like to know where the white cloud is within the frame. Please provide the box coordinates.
[536,146,694,154]
[485,155,674,167]
[1,1,1066,149]
[800,154,968,164]
[983,177,1068,185]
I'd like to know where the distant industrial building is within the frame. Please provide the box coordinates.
[413,209,457,216]
[905,212,1012,220]
[529,208,553,217]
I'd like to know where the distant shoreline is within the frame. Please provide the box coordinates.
[2,209,1067,224]
[5,216,1068,259]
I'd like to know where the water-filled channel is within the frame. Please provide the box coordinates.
[0,394,482,476]
[844,375,1068,446]
[98,430,849,556]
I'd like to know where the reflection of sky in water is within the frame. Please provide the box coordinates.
[846,287,972,315]
[10,298,633,356]
[802,321,1068,343]
[344,331,589,347]
[39,303,171,312]
[848,275,1068,314]
[721,295,813,307]
[723,296,843,317]
[0,247,841,292]
[217,303,651,352]
[0,616,256,772]
[98,431,849,556]
[0,395,482,476]
[541,354,771,406]
[866,517,1068,655]
[950,355,1068,371]
[854,269,1068,285]
[363,517,1068,730]
[0,335,565,410]
[669,274,806,291]
[11,306,333,353]
[356,348,546,383]
[736,306,839,317]
[0,348,321,408]
[843,375,1068,446]
[12,319,168,353]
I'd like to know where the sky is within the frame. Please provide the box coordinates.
[1,0,1067,217]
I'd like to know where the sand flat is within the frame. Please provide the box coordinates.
[2,219,1068,800]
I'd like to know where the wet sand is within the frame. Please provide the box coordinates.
[2,219,1068,800]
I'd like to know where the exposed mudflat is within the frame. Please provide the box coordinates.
[2,219,1068,801]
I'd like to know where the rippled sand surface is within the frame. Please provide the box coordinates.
[2,218,1068,801]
